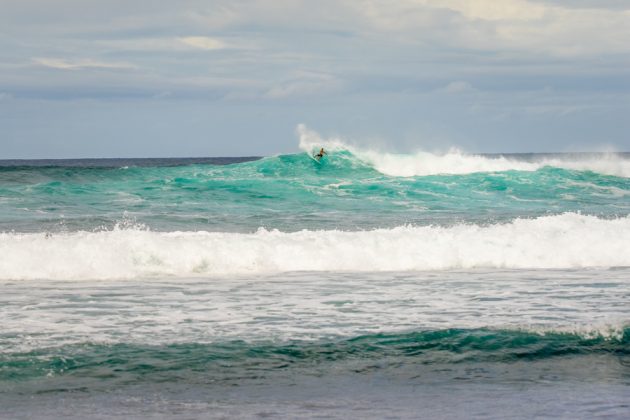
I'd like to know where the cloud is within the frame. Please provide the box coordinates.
[354,0,630,56]
[33,58,137,71]
[178,36,226,50]
[93,36,241,53]
[265,72,343,99]
[440,81,477,94]
[521,103,599,116]
[429,0,548,21]
[4,1,630,57]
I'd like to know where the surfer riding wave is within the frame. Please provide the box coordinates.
[314,148,327,161]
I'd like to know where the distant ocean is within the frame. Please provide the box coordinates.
[1,135,629,418]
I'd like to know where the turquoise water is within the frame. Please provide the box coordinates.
[1,152,629,233]
[1,151,630,418]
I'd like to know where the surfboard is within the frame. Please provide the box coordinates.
[309,154,323,164]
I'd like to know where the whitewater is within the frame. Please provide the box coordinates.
[1,130,629,419]
[298,124,630,177]
[2,213,630,280]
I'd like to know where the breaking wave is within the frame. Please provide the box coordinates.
[298,125,630,177]
[3,327,628,384]
[1,213,629,280]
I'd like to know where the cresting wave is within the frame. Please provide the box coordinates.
[298,125,630,177]
[1,213,629,280]
[2,328,628,383]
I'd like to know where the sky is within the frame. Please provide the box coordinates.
[1,0,629,158]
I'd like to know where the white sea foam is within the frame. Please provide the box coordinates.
[1,213,629,280]
[298,125,630,177]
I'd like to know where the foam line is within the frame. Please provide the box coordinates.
[1,213,629,280]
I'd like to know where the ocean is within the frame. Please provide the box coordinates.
[1,136,629,419]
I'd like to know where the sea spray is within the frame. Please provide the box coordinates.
[297,125,630,177]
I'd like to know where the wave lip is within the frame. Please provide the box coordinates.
[298,125,630,177]
[1,213,629,280]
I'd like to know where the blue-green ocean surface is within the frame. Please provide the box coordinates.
[1,151,629,233]
[1,147,629,418]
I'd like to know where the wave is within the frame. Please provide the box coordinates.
[1,213,629,280]
[298,125,630,177]
[2,327,628,384]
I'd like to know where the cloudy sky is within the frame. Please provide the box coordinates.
[1,0,629,158]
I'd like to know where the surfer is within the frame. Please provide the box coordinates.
[314,148,327,160]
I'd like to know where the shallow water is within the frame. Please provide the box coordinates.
[1,269,629,418]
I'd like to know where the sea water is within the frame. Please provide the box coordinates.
[1,133,629,419]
